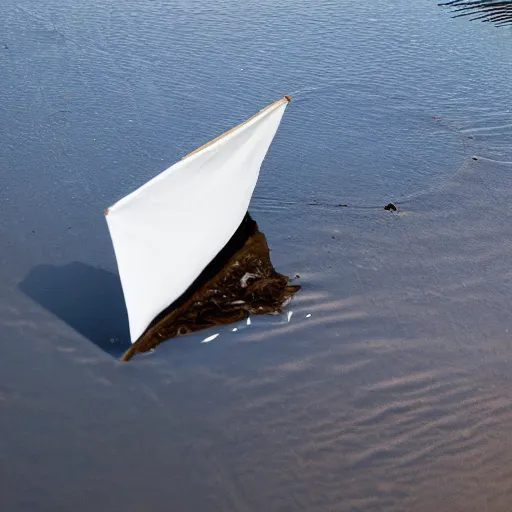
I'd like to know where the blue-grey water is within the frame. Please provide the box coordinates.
[2,0,512,510]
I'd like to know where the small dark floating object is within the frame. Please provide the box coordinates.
[472,156,479,161]
[336,203,348,207]
[384,203,397,212]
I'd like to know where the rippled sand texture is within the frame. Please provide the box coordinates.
[2,0,512,510]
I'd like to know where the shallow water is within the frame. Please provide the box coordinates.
[2,0,512,510]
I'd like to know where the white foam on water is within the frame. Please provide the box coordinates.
[201,333,219,344]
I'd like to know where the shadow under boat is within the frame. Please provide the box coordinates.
[19,213,300,360]
[121,212,300,361]
[19,261,132,357]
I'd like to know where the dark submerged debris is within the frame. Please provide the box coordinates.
[121,214,300,361]
[384,203,398,212]
[439,0,512,26]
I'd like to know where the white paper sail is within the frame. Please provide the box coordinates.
[105,96,291,342]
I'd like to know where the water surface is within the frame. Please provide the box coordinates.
[2,0,512,510]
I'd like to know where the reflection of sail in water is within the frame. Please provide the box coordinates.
[104,96,297,359]
[121,213,300,361]
[440,0,512,26]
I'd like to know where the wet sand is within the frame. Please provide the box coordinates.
[2,0,512,510]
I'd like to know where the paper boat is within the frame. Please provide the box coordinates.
[104,96,295,358]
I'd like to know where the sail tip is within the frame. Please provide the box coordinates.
[284,95,292,103]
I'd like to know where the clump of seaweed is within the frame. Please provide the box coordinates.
[439,0,512,26]
[121,214,300,361]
